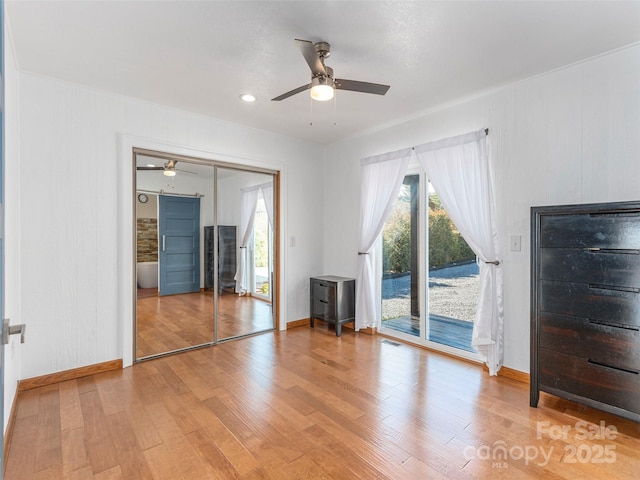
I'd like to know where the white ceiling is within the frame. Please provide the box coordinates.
[7,1,640,145]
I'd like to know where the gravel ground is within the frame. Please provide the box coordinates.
[382,262,480,322]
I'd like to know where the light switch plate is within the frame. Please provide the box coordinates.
[510,235,521,252]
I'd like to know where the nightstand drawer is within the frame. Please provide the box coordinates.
[313,280,336,304]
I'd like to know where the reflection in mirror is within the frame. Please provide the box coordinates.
[216,167,276,341]
[135,154,215,359]
[134,151,278,360]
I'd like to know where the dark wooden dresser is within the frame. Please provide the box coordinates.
[531,201,640,422]
[310,276,355,337]
[204,225,236,293]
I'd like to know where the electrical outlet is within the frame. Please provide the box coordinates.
[510,235,521,252]
[289,235,296,247]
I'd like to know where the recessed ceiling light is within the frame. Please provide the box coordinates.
[240,94,256,103]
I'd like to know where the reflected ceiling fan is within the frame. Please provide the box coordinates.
[136,160,196,177]
[272,39,390,102]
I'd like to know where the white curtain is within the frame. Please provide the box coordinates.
[260,182,274,230]
[415,129,503,375]
[234,185,260,294]
[356,148,412,330]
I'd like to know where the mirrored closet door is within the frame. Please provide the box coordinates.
[134,150,277,360]
[215,166,276,341]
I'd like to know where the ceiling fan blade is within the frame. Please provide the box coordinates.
[271,83,311,101]
[136,166,164,171]
[335,79,390,96]
[296,39,326,76]
[176,168,198,175]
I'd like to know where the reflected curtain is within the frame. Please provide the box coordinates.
[356,148,412,330]
[234,185,260,294]
[415,129,503,375]
[260,182,274,230]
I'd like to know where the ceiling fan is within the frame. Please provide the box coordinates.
[272,39,390,102]
[136,160,196,177]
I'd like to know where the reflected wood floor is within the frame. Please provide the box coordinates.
[136,291,274,358]
[6,327,640,479]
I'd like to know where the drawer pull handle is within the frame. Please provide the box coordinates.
[585,248,640,255]
[319,300,328,304]
[588,359,639,375]
[588,319,640,331]
[588,283,640,294]
[589,211,640,217]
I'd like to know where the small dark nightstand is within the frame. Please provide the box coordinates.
[310,276,356,337]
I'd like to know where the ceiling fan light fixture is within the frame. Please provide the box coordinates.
[163,160,177,176]
[310,76,334,101]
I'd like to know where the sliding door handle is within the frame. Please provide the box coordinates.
[2,319,26,344]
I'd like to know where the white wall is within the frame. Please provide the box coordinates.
[17,74,324,378]
[4,16,22,430]
[323,44,640,374]
[135,192,157,219]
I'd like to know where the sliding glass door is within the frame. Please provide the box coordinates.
[381,174,420,337]
[380,170,480,359]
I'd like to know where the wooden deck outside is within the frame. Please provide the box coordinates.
[382,314,475,352]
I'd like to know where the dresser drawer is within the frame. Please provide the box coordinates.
[539,313,640,371]
[539,248,640,286]
[539,210,640,249]
[539,349,640,415]
[539,280,640,328]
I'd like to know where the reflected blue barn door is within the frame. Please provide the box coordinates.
[159,195,200,296]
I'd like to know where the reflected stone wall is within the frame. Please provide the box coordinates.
[137,218,158,262]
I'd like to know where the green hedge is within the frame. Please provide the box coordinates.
[428,209,475,268]
[382,206,411,273]
[382,204,475,274]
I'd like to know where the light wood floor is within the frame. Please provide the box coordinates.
[136,291,274,358]
[6,326,640,479]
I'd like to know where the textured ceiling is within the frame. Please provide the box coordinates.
[7,1,640,145]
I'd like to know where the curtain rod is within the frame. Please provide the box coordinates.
[137,188,205,198]
[411,128,489,151]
